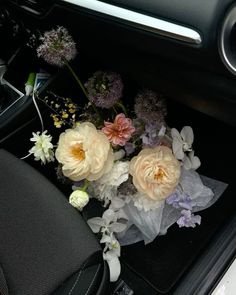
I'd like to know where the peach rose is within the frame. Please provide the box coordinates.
[55,122,114,181]
[129,146,180,201]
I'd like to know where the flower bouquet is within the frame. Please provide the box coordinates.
[25,26,228,282]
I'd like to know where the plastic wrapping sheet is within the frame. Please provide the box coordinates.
[118,174,228,245]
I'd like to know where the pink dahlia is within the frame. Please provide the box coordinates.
[102,113,135,146]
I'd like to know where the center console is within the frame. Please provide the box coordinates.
[0,23,54,140]
[0,52,32,139]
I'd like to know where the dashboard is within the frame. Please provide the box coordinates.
[1,0,236,126]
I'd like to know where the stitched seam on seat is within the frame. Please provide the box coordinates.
[68,260,89,295]
[0,264,9,295]
[84,264,101,295]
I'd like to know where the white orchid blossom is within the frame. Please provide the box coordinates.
[109,196,126,210]
[183,150,201,170]
[101,232,121,256]
[87,209,127,234]
[110,197,129,220]
[171,126,194,160]
[103,249,121,282]
[101,232,122,282]
[88,209,127,282]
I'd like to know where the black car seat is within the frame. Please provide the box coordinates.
[0,149,109,295]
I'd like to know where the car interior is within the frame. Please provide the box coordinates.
[0,0,236,294]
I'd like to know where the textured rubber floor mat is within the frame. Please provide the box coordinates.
[120,103,236,293]
[121,186,233,293]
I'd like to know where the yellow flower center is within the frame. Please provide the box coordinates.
[70,143,85,161]
[154,168,166,181]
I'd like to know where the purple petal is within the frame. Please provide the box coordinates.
[177,210,201,228]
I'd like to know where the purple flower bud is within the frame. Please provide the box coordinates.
[166,193,181,208]
[166,192,193,210]
[177,210,201,228]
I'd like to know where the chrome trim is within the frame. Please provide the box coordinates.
[61,0,202,44]
[20,5,41,15]
[0,79,24,117]
[219,4,236,75]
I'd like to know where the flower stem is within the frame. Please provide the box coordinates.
[64,60,102,118]
[116,101,128,117]
[64,60,88,99]
[37,95,73,128]
[113,106,118,115]
[81,179,90,191]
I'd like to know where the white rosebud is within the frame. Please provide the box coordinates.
[69,190,89,211]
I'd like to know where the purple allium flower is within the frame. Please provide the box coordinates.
[37,26,77,67]
[166,192,193,210]
[84,71,123,109]
[177,210,201,228]
[134,89,167,125]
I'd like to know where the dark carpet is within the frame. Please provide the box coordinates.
[120,102,236,293]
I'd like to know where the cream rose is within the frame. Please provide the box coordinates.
[55,122,114,181]
[129,146,180,201]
